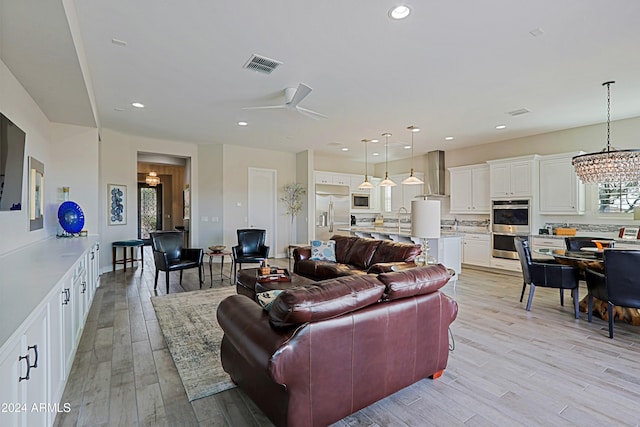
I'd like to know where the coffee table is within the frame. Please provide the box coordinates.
[236,267,314,301]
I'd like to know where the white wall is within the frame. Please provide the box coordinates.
[197,144,224,247]
[222,145,297,257]
[98,128,199,272]
[0,58,98,257]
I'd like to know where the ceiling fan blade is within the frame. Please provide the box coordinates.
[297,106,328,120]
[288,83,312,108]
[241,105,286,110]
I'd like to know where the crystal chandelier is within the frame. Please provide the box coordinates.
[402,125,424,185]
[572,81,640,184]
[145,171,160,186]
[379,132,397,187]
[358,139,374,189]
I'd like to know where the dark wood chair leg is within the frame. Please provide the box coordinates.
[154,269,159,289]
[559,289,564,306]
[179,270,183,286]
[520,281,526,302]
[112,247,116,272]
[199,264,203,288]
[572,287,579,319]
[140,245,144,271]
[587,295,594,322]
[608,302,615,338]
[166,271,170,294]
[526,284,536,311]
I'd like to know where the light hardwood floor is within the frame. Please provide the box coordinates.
[54,249,640,427]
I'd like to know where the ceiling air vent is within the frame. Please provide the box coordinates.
[507,108,531,116]
[243,54,282,75]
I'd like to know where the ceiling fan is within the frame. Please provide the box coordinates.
[242,83,327,119]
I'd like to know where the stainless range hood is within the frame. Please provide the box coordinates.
[421,150,448,198]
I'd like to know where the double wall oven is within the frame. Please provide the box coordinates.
[492,200,530,259]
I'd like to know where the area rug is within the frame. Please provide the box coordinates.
[151,286,238,401]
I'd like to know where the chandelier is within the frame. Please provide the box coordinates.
[572,81,640,184]
[145,171,160,186]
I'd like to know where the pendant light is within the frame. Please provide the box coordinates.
[572,81,640,184]
[145,171,160,186]
[379,132,396,187]
[358,139,374,189]
[402,125,424,185]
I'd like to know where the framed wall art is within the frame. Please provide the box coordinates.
[108,184,127,225]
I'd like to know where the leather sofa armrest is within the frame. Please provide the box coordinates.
[293,246,311,261]
[217,295,297,371]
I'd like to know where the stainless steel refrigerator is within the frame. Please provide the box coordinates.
[315,184,350,241]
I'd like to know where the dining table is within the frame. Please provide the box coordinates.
[533,248,640,325]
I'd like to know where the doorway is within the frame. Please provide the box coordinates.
[138,183,163,239]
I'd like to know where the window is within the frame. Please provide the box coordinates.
[598,182,640,213]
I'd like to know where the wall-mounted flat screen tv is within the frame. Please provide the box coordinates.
[0,112,26,211]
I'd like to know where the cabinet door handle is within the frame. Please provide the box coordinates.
[18,354,31,381]
[27,345,38,368]
[62,288,70,304]
[91,251,95,260]
[81,282,87,293]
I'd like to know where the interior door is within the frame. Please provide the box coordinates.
[248,168,277,255]
[138,183,163,239]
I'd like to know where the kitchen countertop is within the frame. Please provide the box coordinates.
[531,234,640,245]
[339,226,466,238]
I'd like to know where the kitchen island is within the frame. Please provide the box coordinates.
[338,227,462,277]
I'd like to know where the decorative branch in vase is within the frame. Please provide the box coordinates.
[281,183,306,243]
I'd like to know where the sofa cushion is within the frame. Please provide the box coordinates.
[331,235,359,263]
[269,275,385,327]
[370,240,421,265]
[377,264,451,301]
[343,238,381,269]
[310,240,336,261]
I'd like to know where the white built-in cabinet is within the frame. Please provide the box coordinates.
[449,164,490,214]
[538,152,585,215]
[389,173,425,212]
[0,238,100,427]
[315,171,382,213]
[462,233,491,267]
[315,171,350,186]
[487,155,539,199]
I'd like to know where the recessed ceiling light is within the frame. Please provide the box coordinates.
[372,152,380,156]
[389,5,411,20]
[131,102,144,108]
[341,147,349,152]
[495,124,507,130]
[237,121,248,126]
[404,145,412,149]
[445,136,454,141]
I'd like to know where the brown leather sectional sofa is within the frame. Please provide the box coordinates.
[293,235,422,280]
[217,264,458,427]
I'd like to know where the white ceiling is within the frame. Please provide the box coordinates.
[2,0,640,163]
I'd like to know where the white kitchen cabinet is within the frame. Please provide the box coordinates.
[315,171,351,186]
[389,173,424,212]
[529,235,565,259]
[491,257,522,272]
[462,233,491,267]
[539,152,585,215]
[428,235,462,276]
[487,156,539,199]
[449,164,490,214]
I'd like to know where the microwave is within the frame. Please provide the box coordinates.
[352,193,370,209]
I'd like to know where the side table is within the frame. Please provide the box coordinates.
[204,250,232,286]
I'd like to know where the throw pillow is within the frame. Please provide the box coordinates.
[256,289,283,311]
[310,240,336,261]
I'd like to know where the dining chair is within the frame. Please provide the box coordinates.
[584,249,640,338]
[514,237,581,318]
[232,229,270,282]
[565,236,614,251]
[150,231,203,293]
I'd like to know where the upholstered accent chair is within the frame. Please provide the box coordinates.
[514,236,581,318]
[232,228,270,282]
[150,231,203,293]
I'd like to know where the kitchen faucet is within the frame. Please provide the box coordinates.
[397,206,409,234]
